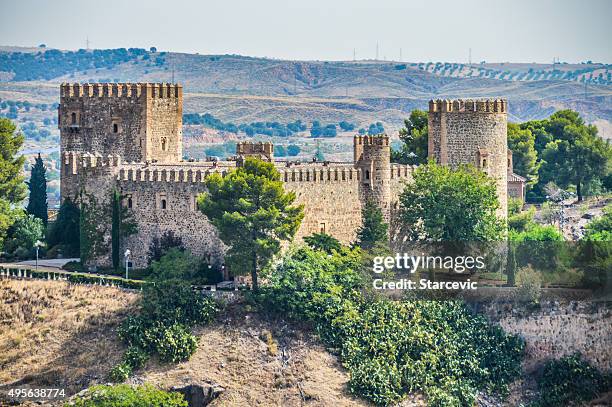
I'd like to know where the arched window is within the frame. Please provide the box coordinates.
[161,137,167,151]
[482,159,487,168]
[127,197,133,208]
[71,112,77,125]
[161,199,167,209]
[113,123,118,133]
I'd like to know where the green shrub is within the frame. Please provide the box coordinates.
[123,346,148,370]
[258,246,525,406]
[116,280,218,377]
[515,266,542,304]
[531,353,611,407]
[153,324,198,363]
[140,280,218,326]
[68,384,187,407]
[108,362,132,383]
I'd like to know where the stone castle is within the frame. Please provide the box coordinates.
[59,83,524,270]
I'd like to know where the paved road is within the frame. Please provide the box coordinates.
[14,258,79,269]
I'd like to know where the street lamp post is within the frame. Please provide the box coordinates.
[34,240,43,271]
[124,249,131,279]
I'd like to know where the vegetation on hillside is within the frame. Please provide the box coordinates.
[257,246,525,406]
[112,279,218,381]
[68,384,187,407]
[530,354,611,407]
[0,48,163,81]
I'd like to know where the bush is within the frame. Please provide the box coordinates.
[532,354,611,407]
[154,324,198,363]
[116,280,218,376]
[515,266,542,304]
[69,384,187,407]
[108,362,132,383]
[257,247,524,406]
[123,346,149,370]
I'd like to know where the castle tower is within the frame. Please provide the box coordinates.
[354,135,391,221]
[235,141,274,163]
[59,83,183,199]
[428,99,508,217]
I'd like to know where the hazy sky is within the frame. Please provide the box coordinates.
[1,0,610,63]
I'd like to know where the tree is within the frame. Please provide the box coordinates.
[0,118,26,251]
[148,230,185,264]
[507,123,539,188]
[4,213,44,258]
[287,144,301,156]
[304,232,341,253]
[47,197,80,256]
[391,110,428,165]
[540,128,610,201]
[26,153,48,225]
[399,161,504,242]
[149,248,200,281]
[111,189,138,270]
[314,142,325,161]
[356,200,388,249]
[198,158,304,290]
[79,192,108,266]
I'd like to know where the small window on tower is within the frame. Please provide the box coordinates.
[161,199,167,209]
[113,123,118,133]
[482,159,488,168]
[161,137,167,151]
[71,112,77,125]
[365,170,370,180]
[127,197,133,209]
[319,223,326,233]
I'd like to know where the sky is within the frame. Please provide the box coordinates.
[1,0,611,63]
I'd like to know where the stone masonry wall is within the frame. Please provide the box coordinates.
[428,99,508,217]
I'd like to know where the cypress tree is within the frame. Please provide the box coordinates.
[356,200,388,249]
[26,153,48,226]
[111,189,121,270]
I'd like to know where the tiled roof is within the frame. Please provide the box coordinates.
[508,172,526,182]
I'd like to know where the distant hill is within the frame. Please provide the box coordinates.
[1,46,611,138]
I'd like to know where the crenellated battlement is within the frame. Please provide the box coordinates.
[281,166,362,183]
[60,83,183,99]
[354,134,390,146]
[62,151,122,172]
[390,163,416,179]
[428,98,507,113]
[117,166,227,183]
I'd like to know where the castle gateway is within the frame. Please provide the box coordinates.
[59,83,522,269]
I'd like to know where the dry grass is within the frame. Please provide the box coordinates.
[137,307,376,407]
[0,279,138,400]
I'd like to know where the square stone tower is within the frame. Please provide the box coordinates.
[59,83,183,199]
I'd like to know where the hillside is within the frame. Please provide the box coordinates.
[1,279,611,406]
[1,47,611,133]
[0,279,379,406]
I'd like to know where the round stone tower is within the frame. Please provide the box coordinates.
[428,99,508,217]
[354,135,391,221]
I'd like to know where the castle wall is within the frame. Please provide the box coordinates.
[428,99,508,217]
[280,165,364,243]
[117,167,225,268]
